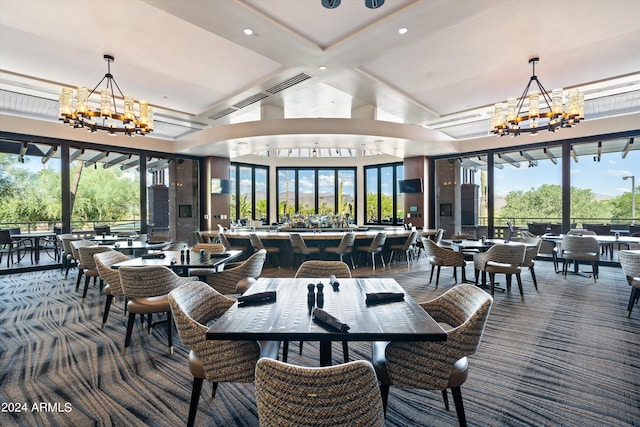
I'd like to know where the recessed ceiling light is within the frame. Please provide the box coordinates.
[243,28,254,36]
[398,28,408,35]
[319,65,327,71]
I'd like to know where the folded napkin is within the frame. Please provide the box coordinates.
[237,291,276,306]
[313,308,350,332]
[141,253,166,259]
[365,292,404,305]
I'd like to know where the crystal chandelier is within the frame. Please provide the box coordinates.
[491,58,584,137]
[59,55,153,136]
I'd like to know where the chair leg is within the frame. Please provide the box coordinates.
[435,266,441,289]
[489,272,495,296]
[282,341,289,362]
[627,287,640,317]
[450,386,468,427]
[167,310,174,354]
[371,252,376,270]
[75,269,84,291]
[342,340,349,363]
[102,295,113,329]
[429,265,435,284]
[81,275,91,302]
[123,312,136,355]
[516,274,524,300]
[379,383,390,413]
[187,377,204,427]
[441,389,450,411]
[530,267,538,289]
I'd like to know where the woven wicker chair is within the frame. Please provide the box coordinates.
[291,261,352,363]
[522,230,559,273]
[423,238,466,288]
[249,233,280,267]
[510,236,542,288]
[70,239,96,291]
[189,244,227,279]
[78,245,112,303]
[324,232,356,269]
[168,281,280,427]
[255,358,384,427]
[58,234,79,275]
[205,249,267,294]
[473,243,526,298]
[356,232,387,270]
[94,250,132,329]
[372,284,493,427]
[560,235,600,282]
[289,233,321,268]
[387,231,418,266]
[619,250,640,317]
[119,266,197,355]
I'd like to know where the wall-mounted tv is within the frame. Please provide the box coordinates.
[398,178,423,193]
[211,178,231,194]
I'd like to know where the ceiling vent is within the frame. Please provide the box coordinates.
[208,107,238,120]
[232,92,269,109]
[265,73,312,94]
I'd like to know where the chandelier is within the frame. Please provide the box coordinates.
[59,55,153,136]
[491,58,584,137]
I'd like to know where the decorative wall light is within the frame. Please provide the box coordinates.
[59,55,153,136]
[491,58,584,137]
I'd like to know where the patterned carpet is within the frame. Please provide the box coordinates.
[1,260,639,426]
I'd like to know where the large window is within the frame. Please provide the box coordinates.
[364,163,403,225]
[230,163,269,224]
[276,167,356,222]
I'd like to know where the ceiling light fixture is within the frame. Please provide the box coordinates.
[491,58,584,137]
[59,55,153,136]
[321,0,384,9]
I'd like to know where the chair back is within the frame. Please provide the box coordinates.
[295,260,352,279]
[249,233,265,251]
[255,358,384,427]
[219,233,233,250]
[94,224,111,235]
[619,251,640,287]
[367,232,387,251]
[194,231,206,243]
[206,249,266,294]
[289,233,309,253]
[78,245,111,270]
[70,240,93,264]
[7,227,21,236]
[384,284,493,390]
[583,223,610,235]
[568,229,596,236]
[191,243,225,253]
[94,250,131,294]
[119,265,193,298]
[0,229,11,245]
[402,231,418,250]
[162,242,187,251]
[485,243,526,266]
[168,281,260,382]
[336,232,355,253]
[527,223,548,236]
[432,228,444,243]
[561,235,599,256]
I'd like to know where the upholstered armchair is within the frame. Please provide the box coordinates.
[324,232,356,269]
[560,235,600,282]
[119,266,197,355]
[371,284,493,427]
[255,358,384,427]
[205,249,266,294]
[619,250,640,317]
[70,239,94,290]
[169,281,280,427]
[423,238,466,288]
[387,230,418,266]
[474,243,526,298]
[510,236,542,288]
[94,249,132,329]
[77,245,112,302]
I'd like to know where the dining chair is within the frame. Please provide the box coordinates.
[473,243,526,299]
[618,250,640,317]
[387,230,418,266]
[289,233,321,268]
[218,232,245,255]
[249,233,280,267]
[356,232,387,270]
[451,234,480,261]
[70,239,95,290]
[423,238,466,288]
[522,231,559,273]
[93,224,111,236]
[205,249,267,294]
[193,231,207,243]
[77,245,112,302]
[168,280,280,427]
[255,358,385,427]
[371,284,493,427]
[59,234,81,277]
[560,235,600,282]
[291,260,352,363]
[119,266,198,355]
[94,249,133,329]
[324,232,356,269]
[0,229,28,268]
[510,236,543,288]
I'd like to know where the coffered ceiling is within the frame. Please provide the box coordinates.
[1,0,639,160]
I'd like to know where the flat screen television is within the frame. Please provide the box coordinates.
[211,178,231,194]
[398,178,423,193]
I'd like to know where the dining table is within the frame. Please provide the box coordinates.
[112,249,243,276]
[11,231,56,263]
[206,277,447,366]
[108,240,170,257]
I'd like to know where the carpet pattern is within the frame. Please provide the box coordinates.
[1,261,639,426]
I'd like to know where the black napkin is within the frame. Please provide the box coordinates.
[365,292,404,305]
[313,308,350,332]
[141,253,166,259]
[237,291,276,306]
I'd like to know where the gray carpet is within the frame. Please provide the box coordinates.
[1,260,639,426]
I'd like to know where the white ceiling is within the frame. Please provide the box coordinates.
[1,0,639,160]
